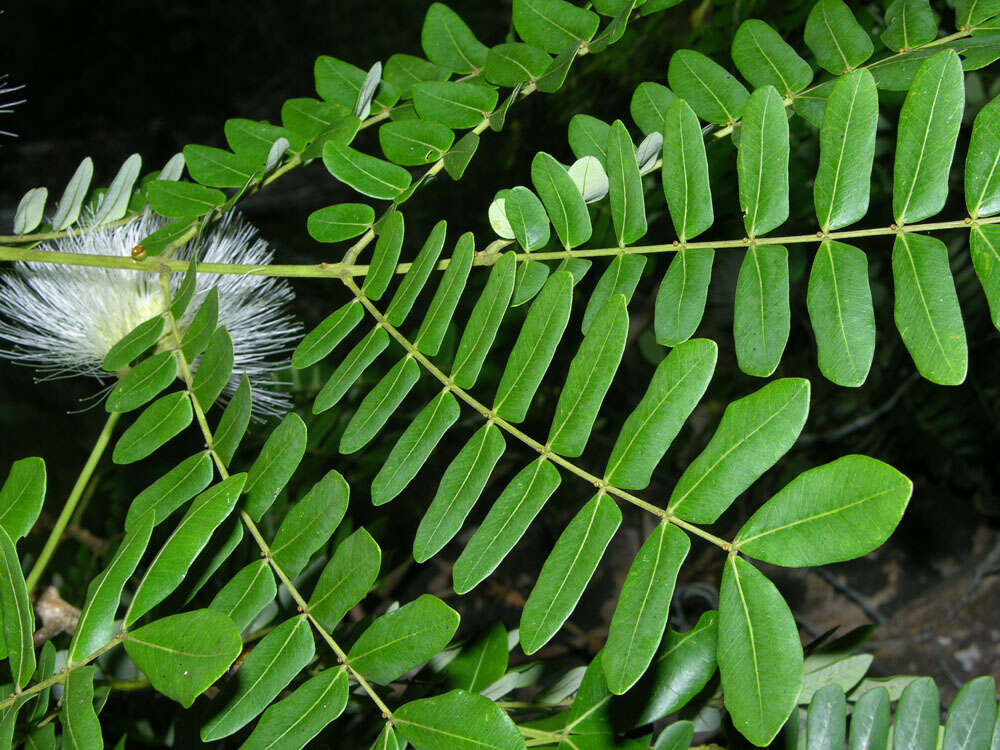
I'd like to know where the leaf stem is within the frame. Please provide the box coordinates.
[25,410,121,593]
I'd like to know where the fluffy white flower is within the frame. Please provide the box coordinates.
[0,210,301,418]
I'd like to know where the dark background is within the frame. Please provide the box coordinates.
[2,0,999,729]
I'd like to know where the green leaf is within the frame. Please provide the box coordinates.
[180,288,219,362]
[734,245,790,377]
[322,142,412,200]
[124,609,241,708]
[582,255,645,336]
[738,86,789,237]
[512,0,600,53]
[882,0,939,52]
[445,622,508,693]
[494,271,573,423]
[169,257,198,320]
[12,188,46,234]
[849,688,891,749]
[485,43,552,86]
[943,676,996,749]
[736,455,911,566]
[422,3,488,73]
[603,523,690,694]
[349,595,460,684]
[126,474,246,624]
[452,252,517,388]
[380,120,455,167]
[630,82,677,136]
[183,144,255,188]
[413,81,498,129]
[605,338,717,490]
[607,120,647,247]
[191,327,234,411]
[807,241,875,387]
[804,0,875,75]
[60,667,102,750]
[271,470,349,578]
[892,232,968,385]
[532,152,592,249]
[814,70,878,231]
[242,668,349,750]
[395,689,524,750]
[245,414,307,521]
[384,54,449,99]
[313,328,390,413]
[125,452,213,530]
[718,556,804,747]
[112,391,193,464]
[0,528,33,688]
[453,458,561,594]
[667,49,749,125]
[372,392,461,505]
[373,724,400,750]
[364,211,405,301]
[414,235,474,353]
[102,315,165,372]
[564,658,613,735]
[966,94,1000,218]
[893,50,965,224]
[444,131,480,179]
[292,300,363,369]
[893,678,940,750]
[732,20,812,95]
[661,99,712,241]
[520,494,620,654]
[340,357,421,454]
[0,457,45,541]
[68,514,154,664]
[511,260,551,306]
[106,352,177,414]
[52,157,94,230]
[807,685,846,750]
[214,375,252,466]
[224,118,302,164]
[569,114,611,163]
[94,153,141,226]
[654,249,714,348]
[281,97,355,142]
[654,723,695,750]
[209,560,276,631]
[956,0,1000,26]
[630,610,719,725]
[386,220,448,325]
[147,180,224,219]
[970,224,1000,334]
[506,186,551,251]
[668,378,810,524]
[414,423,507,563]
[307,203,375,243]
[314,56,397,111]
[308,528,381,630]
[548,296,627,456]
[201,616,315,741]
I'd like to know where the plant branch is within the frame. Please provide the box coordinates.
[1,215,995,281]
[340,275,732,551]
[25,410,121,593]
[156,272,394,719]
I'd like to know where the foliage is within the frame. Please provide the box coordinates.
[1,0,1000,747]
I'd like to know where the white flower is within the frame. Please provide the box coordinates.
[0,210,302,419]
[0,74,25,138]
